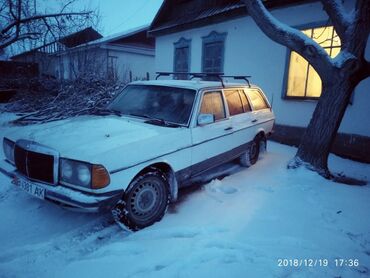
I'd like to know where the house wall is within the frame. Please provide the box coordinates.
[108,47,155,82]
[154,1,370,161]
[58,47,108,80]
[57,46,155,82]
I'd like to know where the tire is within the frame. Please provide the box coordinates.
[112,169,170,231]
[260,137,267,153]
[240,138,260,167]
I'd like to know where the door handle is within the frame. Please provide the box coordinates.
[224,126,233,131]
[251,119,258,123]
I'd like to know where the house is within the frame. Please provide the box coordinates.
[11,27,103,79]
[148,0,370,162]
[12,25,156,82]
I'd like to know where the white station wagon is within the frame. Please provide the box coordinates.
[1,73,275,230]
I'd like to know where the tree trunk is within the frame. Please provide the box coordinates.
[293,73,356,177]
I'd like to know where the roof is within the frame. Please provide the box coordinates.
[58,27,103,47]
[11,26,154,59]
[87,25,152,46]
[149,0,316,36]
[11,27,103,59]
[54,25,155,55]
[130,79,258,91]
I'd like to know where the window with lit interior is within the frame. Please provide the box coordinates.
[286,26,341,99]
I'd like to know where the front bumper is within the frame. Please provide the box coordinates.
[0,160,123,212]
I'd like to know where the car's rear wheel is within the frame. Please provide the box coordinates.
[240,138,261,167]
[112,169,170,231]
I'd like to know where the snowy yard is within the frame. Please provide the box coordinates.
[0,112,369,278]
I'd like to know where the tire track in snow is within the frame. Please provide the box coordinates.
[0,214,128,268]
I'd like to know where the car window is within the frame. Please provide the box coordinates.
[224,89,244,116]
[200,91,226,121]
[247,89,268,110]
[239,90,251,112]
[108,85,196,125]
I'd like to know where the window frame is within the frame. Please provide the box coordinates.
[173,37,191,80]
[281,21,340,101]
[246,88,270,111]
[196,89,228,126]
[201,31,227,75]
[224,89,249,116]
[239,89,252,113]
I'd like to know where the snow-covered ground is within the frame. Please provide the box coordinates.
[0,112,369,278]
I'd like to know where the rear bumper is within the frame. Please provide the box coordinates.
[0,160,123,212]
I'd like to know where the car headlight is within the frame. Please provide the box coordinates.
[60,159,73,179]
[3,138,15,164]
[76,164,91,185]
[59,158,110,189]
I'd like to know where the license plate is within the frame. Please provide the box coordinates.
[12,177,45,200]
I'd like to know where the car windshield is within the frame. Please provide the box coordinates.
[108,85,196,126]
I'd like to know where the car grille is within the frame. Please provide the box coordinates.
[14,140,58,185]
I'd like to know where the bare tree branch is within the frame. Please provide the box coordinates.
[7,0,17,19]
[42,17,57,42]
[321,0,351,41]
[15,0,22,37]
[345,0,370,55]
[60,0,76,13]
[243,0,333,79]
[1,11,91,36]
[1,32,40,49]
[1,0,99,52]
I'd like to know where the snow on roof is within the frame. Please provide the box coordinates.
[149,0,316,35]
[86,24,150,46]
[12,25,151,58]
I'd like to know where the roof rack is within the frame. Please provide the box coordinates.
[155,72,251,87]
[222,75,251,87]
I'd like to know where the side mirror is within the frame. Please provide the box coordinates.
[198,113,215,126]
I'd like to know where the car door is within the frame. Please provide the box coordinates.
[190,90,234,176]
[223,88,255,152]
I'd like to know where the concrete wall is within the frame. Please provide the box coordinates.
[155,1,370,140]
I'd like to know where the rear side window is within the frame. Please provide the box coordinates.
[225,90,243,116]
[200,91,226,121]
[248,90,269,110]
[239,90,251,112]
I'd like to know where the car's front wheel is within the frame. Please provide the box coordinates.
[112,169,170,231]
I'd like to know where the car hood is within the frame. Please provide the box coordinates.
[5,115,191,171]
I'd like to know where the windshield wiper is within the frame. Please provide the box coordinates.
[128,113,181,128]
[90,108,123,117]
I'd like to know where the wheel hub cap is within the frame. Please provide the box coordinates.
[132,182,158,215]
